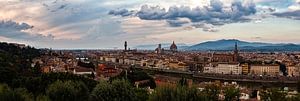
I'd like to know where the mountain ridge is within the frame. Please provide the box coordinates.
[186,39,300,51]
[133,39,300,51]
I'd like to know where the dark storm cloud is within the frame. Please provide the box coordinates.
[0,20,54,40]
[50,4,68,12]
[0,20,33,31]
[273,10,300,20]
[166,19,190,27]
[108,9,136,17]
[109,0,257,26]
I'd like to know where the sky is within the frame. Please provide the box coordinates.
[0,0,300,49]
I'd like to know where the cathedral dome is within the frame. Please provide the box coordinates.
[170,41,177,51]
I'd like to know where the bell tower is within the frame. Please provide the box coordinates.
[124,41,127,51]
[234,42,239,62]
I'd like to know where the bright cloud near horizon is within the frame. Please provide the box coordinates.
[0,0,300,49]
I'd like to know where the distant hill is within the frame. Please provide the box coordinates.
[134,43,189,50]
[240,44,300,51]
[133,39,300,51]
[186,39,300,51]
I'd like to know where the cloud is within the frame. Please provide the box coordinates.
[2,0,300,49]
[136,5,167,20]
[0,20,54,40]
[108,9,135,17]
[273,10,300,20]
[110,0,257,21]
[50,4,68,12]
[84,17,124,39]
[252,36,262,39]
[0,20,33,31]
[288,5,300,11]
[255,0,295,9]
[210,0,223,12]
[0,0,166,48]
[166,18,190,27]
[192,23,219,32]
[120,17,180,36]
[109,0,257,31]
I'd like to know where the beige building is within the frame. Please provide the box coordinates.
[154,60,167,69]
[168,61,188,71]
[124,58,136,65]
[215,63,241,75]
[250,64,280,76]
[203,63,241,75]
[287,65,300,77]
[203,65,216,74]
[241,63,249,75]
[140,60,148,67]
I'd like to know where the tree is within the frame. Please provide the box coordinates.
[0,84,22,101]
[0,84,33,101]
[0,67,17,85]
[204,84,221,101]
[287,94,300,101]
[46,80,89,101]
[0,42,41,77]
[10,72,97,96]
[224,86,240,101]
[260,89,287,101]
[111,69,156,89]
[111,79,137,101]
[14,88,34,101]
[134,88,149,101]
[35,95,51,101]
[32,61,42,75]
[90,79,138,101]
[149,85,209,101]
[250,90,259,98]
[89,80,114,101]
[178,77,188,87]
[149,86,175,101]
[297,81,300,93]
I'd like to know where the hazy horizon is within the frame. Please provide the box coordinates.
[6,38,300,50]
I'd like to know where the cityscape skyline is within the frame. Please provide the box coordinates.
[1,0,300,49]
[3,1,300,100]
